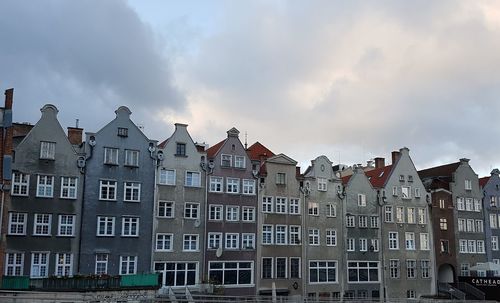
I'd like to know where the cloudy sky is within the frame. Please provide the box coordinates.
[2,0,500,176]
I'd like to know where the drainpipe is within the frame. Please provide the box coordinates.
[299,184,308,299]
[377,189,387,302]
[149,144,159,276]
[337,186,347,299]
[201,159,213,285]
[77,140,94,273]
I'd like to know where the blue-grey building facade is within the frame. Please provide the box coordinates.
[480,169,500,275]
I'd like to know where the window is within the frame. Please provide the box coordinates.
[208,261,253,285]
[124,149,139,166]
[221,154,232,167]
[290,258,301,278]
[392,186,398,196]
[396,207,404,223]
[276,173,286,185]
[262,225,273,244]
[36,175,54,198]
[491,196,497,207]
[308,202,319,216]
[420,233,430,250]
[159,169,176,185]
[184,203,200,219]
[183,234,199,251]
[117,127,128,137]
[414,187,421,198]
[389,260,400,278]
[242,179,255,195]
[262,258,273,279]
[407,290,416,299]
[276,197,287,213]
[439,199,446,209]
[326,229,336,246]
[347,238,356,251]
[290,226,301,245]
[474,199,481,212]
[461,263,470,276]
[104,147,118,165]
[475,220,484,233]
[226,178,239,193]
[327,204,336,217]
[176,143,186,156]
[385,206,394,222]
[309,261,337,283]
[8,212,27,235]
[276,258,287,279]
[401,186,411,199]
[33,214,51,236]
[235,156,246,168]
[358,194,366,206]
[99,180,117,201]
[185,172,201,187]
[242,207,255,222]
[459,240,467,253]
[347,261,379,282]
[468,240,476,253]
[465,198,473,211]
[97,216,115,236]
[123,182,141,202]
[466,219,474,232]
[120,256,137,275]
[58,215,75,236]
[55,253,72,277]
[440,240,450,254]
[226,206,239,222]
[95,254,108,274]
[40,141,56,159]
[371,239,379,252]
[262,196,273,213]
[12,173,30,196]
[440,218,447,230]
[389,232,399,250]
[276,225,287,245]
[492,236,499,251]
[5,253,24,276]
[158,201,174,218]
[289,198,300,214]
[207,232,222,250]
[31,252,49,278]
[359,238,368,251]
[416,208,426,224]
[405,232,415,250]
[155,262,198,286]
[407,207,416,224]
[359,216,368,228]
[399,175,405,182]
[477,240,485,253]
[156,233,173,251]
[60,177,78,199]
[370,216,379,228]
[242,233,255,249]
[457,197,465,210]
[121,217,139,237]
[209,205,223,221]
[317,178,327,191]
[465,179,472,190]
[490,214,498,228]
[406,260,416,279]
[346,215,355,227]
[309,229,319,245]
[209,176,223,192]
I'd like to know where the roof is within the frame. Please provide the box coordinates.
[341,175,351,185]
[479,176,490,188]
[246,141,275,161]
[206,139,226,158]
[158,138,169,149]
[365,165,393,188]
[418,162,460,180]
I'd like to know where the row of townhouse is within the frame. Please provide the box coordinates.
[0,90,499,300]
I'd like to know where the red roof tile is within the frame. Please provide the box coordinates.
[246,141,275,161]
[418,162,460,179]
[206,139,226,158]
[365,165,393,188]
[479,176,490,188]
[341,175,351,185]
[158,138,169,149]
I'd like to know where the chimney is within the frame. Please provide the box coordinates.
[4,88,13,109]
[67,127,83,145]
[374,157,385,169]
[391,151,401,164]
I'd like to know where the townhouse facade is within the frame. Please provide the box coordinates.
[4,104,85,278]
[152,123,206,288]
[79,106,156,275]
[204,128,258,295]
[479,169,500,275]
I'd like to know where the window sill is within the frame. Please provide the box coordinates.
[124,165,139,168]
[104,163,119,166]
[175,154,188,158]
[99,200,117,202]
[124,200,141,203]
[32,234,51,237]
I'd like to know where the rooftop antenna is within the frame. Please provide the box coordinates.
[244,131,248,150]
[75,119,79,128]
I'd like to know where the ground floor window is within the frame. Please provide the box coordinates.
[347,261,379,283]
[5,253,24,276]
[309,260,337,283]
[208,261,253,285]
[119,256,137,275]
[155,262,198,286]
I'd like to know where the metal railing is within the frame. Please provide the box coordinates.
[454,282,485,300]
[437,282,465,300]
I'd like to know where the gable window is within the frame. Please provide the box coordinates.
[60,177,77,199]
[401,186,411,199]
[308,202,319,216]
[121,217,139,237]
[242,179,255,195]
[120,256,137,275]
[317,178,327,191]
[209,176,223,192]
[99,180,117,201]
[185,171,201,187]
[58,215,75,236]
[358,194,366,206]
[234,156,245,168]
[158,201,174,218]
[276,173,286,185]
[209,205,223,221]
[184,203,200,219]
[392,186,398,196]
[327,204,336,217]
[159,169,176,185]
[221,154,232,167]
[226,178,239,193]
[12,173,30,196]
[289,198,300,214]
[104,147,119,165]
[36,175,54,198]
[176,143,186,156]
[491,196,497,207]
[5,253,24,276]
[97,216,115,236]
[124,182,141,202]
[465,179,472,190]
[124,150,139,167]
[8,212,27,235]
[33,214,51,236]
[40,141,55,160]
[276,197,287,213]
[156,233,173,251]
[262,196,273,213]
[399,175,405,182]
[117,127,128,137]
[226,206,239,221]
[55,253,73,277]
[95,254,108,274]
[414,188,421,198]
[30,252,49,278]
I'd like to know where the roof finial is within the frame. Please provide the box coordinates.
[244,131,248,150]
[76,118,79,128]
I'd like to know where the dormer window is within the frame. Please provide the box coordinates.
[176,143,186,156]
[221,154,232,167]
[40,141,55,160]
[117,127,128,137]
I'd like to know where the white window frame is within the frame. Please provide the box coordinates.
[405,232,415,250]
[418,208,427,224]
[359,238,368,251]
[119,256,137,275]
[221,154,232,167]
[262,196,273,213]
[275,225,287,245]
[96,216,115,237]
[8,212,27,235]
[309,229,320,246]
[401,186,411,199]
[370,216,379,228]
[406,259,416,279]
[159,169,176,185]
[156,233,173,251]
[346,215,355,227]
[103,147,119,165]
[121,217,139,237]
[30,252,49,278]
[241,179,255,195]
[347,238,355,251]
[60,176,78,199]
[317,178,327,191]
[276,197,287,213]
[275,257,287,279]
[209,204,223,221]
[226,177,240,193]
[262,258,273,279]
[185,171,201,187]
[385,206,394,222]
[389,232,399,250]
[158,201,175,218]
[359,215,368,228]
[184,202,200,219]
[124,149,139,167]
[289,225,301,245]
[36,175,54,198]
[407,207,416,224]
[123,182,141,202]
[327,204,336,217]
[465,179,472,190]
[326,229,336,246]
[5,253,24,276]
[40,141,56,159]
[58,214,75,236]
[99,180,117,201]
[12,172,30,196]
[309,260,337,284]
[242,233,255,249]
[276,173,286,185]
[289,198,300,215]
[420,233,430,250]
[262,225,273,245]
[358,194,366,206]
[209,176,223,192]
[33,214,51,236]
[208,232,222,249]
[183,234,199,251]
[492,236,499,251]
[55,253,73,277]
[225,233,239,250]
[242,206,255,222]
[308,202,319,216]
[234,155,246,168]
[208,261,254,286]
[226,205,239,222]
[95,254,108,274]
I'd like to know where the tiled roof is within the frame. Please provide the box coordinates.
[341,175,351,185]
[418,162,460,179]
[206,139,226,158]
[158,138,169,149]
[479,176,490,188]
[365,165,393,188]
[246,141,275,161]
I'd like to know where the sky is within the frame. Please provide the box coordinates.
[1,0,500,176]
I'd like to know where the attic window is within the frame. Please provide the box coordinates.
[399,175,405,182]
[408,175,413,182]
[118,127,128,137]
